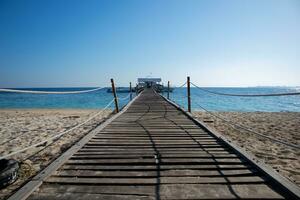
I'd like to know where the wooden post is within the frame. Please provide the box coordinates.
[129,82,132,100]
[111,78,119,113]
[167,81,170,99]
[187,76,191,112]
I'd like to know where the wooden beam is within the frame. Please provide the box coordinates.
[110,78,119,113]
[129,82,132,100]
[167,81,170,99]
[187,76,191,112]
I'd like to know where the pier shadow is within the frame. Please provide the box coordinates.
[156,101,244,199]
[134,101,161,200]
[136,121,161,200]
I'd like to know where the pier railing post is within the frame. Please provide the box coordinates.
[130,82,132,100]
[187,76,191,112]
[111,78,119,113]
[167,81,170,99]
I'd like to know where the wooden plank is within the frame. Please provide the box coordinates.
[30,184,284,199]
[45,176,266,185]
[37,184,155,196]
[84,143,224,147]
[86,141,221,144]
[28,192,153,200]
[159,184,284,199]
[53,169,258,177]
[66,158,245,165]
[80,147,230,151]
[61,164,253,171]
[71,154,239,159]
[72,152,235,157]
[77,148,234,153]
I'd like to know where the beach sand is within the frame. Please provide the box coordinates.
[193,111,300,187]
[0,109,111,200]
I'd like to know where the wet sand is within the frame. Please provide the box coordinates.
[0,109,111,200]
[193,111,300,187]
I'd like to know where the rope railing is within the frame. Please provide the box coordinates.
[192,99,300,149]
[0,87,105,94]
[0,98,115,160]
[0,93,134,149]
[178,82,187,88]
[191,82,300,97]
[164,79,300,149]
[117,93,131,101]
[162,81,186,98]
[170,92,187,108]
[173,93,300,149]
[0,78,137,161]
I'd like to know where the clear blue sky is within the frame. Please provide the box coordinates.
[0,0,299,87]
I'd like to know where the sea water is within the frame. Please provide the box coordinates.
[0,87,300,112]
[0,88,133,110]
[162,87,300,112]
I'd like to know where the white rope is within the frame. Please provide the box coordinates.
[168,93,187,109]
[0,87,105,94]
[191,82,300,97]
[0,99,115,160]
[178,82,187,88]
[117,93,131,101]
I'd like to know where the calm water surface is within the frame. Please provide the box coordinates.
[164,87,300,112]
[0,87,300,112]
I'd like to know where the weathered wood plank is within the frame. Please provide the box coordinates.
[53,169,258,177]
[71,154,239,159]
[66,158,245,165]
[30,184,284,199]
[61,164,253,171]
[37,184,155,196]
[45,176,266,185]
[28,192,153,200]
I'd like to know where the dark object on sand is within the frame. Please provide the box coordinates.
[0,159,19,188]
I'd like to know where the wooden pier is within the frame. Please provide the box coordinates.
[9,89,300,199]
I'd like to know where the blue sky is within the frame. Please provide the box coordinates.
[0,0,299,87]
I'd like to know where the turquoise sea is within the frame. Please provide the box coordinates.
[0,88,133,110]
[0,87,300,112]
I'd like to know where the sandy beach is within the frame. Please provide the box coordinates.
[0,109,111,200]
[193,111,300,187]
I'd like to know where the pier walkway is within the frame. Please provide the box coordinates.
[9,89,299,199]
